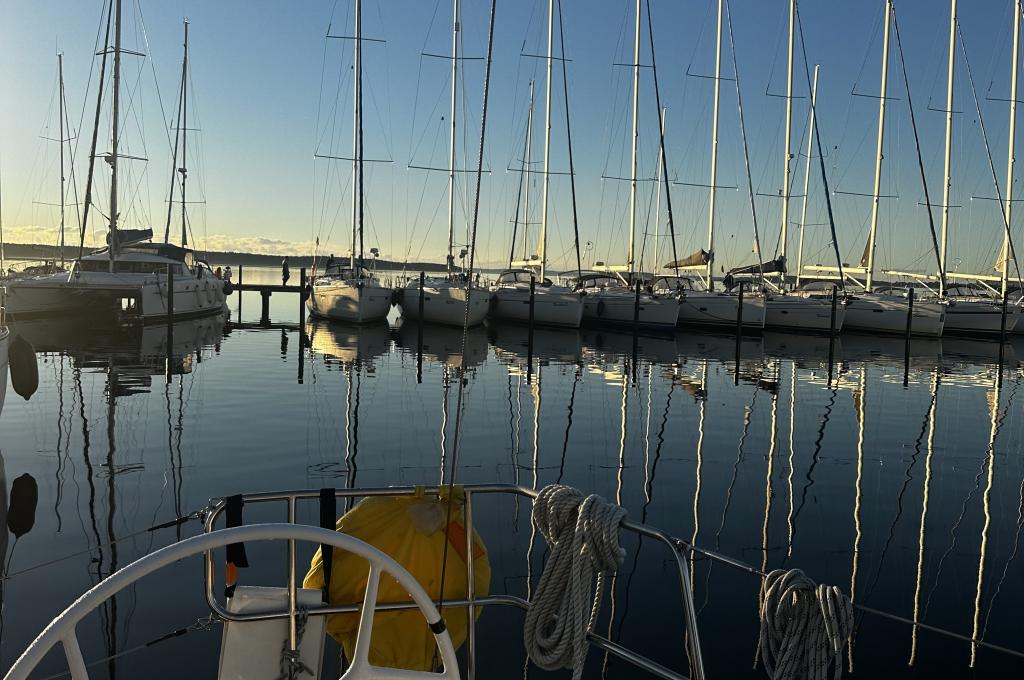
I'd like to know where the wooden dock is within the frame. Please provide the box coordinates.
[232,265,309,325]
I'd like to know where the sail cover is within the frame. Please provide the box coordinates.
[663,249,711,269]
[107,228,154,247]
[726,255,786,278]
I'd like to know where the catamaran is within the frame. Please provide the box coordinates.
[577,0,679,332]
[801,1,945,336]
[400,0,490,328]
[307,0,393,324]
[5,13,227,323]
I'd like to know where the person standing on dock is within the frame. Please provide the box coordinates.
[282,257,291,286]
[224,266,232,281]
[326,253,335,272]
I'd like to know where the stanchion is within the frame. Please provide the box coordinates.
[417,272,425,384]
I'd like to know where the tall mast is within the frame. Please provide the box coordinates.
[939,0,956,294]
[796,64,819,289]
[538,0,555,280]
[58,53,67,268]
[707,0,723,290]
[779,0,795,283]
[628,0,641,273]
[523,81,535,261]
[446,0,459,276]
[109,0,123,271]
[1001,0,1020,297]
[180,21,189,248]
[351,0,362,268]
[653,107,666,272]
[865,0,892,291]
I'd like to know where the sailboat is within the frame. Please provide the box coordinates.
[577,0,679,332]
[399,0,490,328]
[762,0,846,334]
[803,1,944,336]
[670,0,766,331]
[5,11,227,322]
[491,61,583,328]
[307,0,393,324]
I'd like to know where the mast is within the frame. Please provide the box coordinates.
[538,0,555,280]
[58,53,67,268]
[939,0,956,294]
[1001,0,1020,297]
[779,0,795,284]
[446,0,459,276]
[524,81,535,261]
[865,0,892,291]
[109,0,123,271]
[351,0,363,268]
[796,64,819,289]
[181,21,189,248]
[653,108,666,273]
[628,0,641,273]
[707,0,723,290]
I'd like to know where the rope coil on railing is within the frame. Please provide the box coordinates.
[757,569,854,680]
[523,484,627,680]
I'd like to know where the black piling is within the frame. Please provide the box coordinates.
[166,264,175,382]
[236,264,243,321]
[527,274,536,384]
[826,285,837,386]
[416,272,425,384]
[260,291,271,326]
[299,267,307,329]
[734,282,744,386]
[632,280,641,382]
[903,287,915,386]
[998,291,1008,386]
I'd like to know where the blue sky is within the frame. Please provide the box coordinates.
[0,0,1020,275]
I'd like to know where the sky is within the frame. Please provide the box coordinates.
[1,0,1022,276]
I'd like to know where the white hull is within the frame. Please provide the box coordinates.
[581,291,679,331]
[306,280,392,323]
[764,295,845,333]
[5,271,227,321]
[943,299,1020,336]
[843,294,945,337]
[677,291,766,330]
[400,280,490,327]
[489,287,584,328]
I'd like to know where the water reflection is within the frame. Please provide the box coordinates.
[1,315,1024,677]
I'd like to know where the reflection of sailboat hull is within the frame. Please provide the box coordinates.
[675,330,764,363]
[581,291,679,331]
[580,327,678,364]
[843,294,945,337]
[400,280,490,327]
[489,322,582,364]
[763,331,842,368]
[490,287,584,328]
[305,319,390,365]
[764,295,845,333]
[677,291,766,330]
[307,281,392,323]
[943,299,1019,336]
[395,319,489,368]
[840,332,941,366]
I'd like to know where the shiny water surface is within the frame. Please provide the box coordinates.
[2,267,1024,678]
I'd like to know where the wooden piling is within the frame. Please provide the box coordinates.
[166,264,175,381]
[734,283,744,386]
[299,267,307,329]
[527,275,536,383]
[903,287,914,386]
[827,285,838,387]
[236,264,243,321]
[417,272,425,384]
[260,290,271,326]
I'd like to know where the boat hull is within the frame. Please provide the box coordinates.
[764,295,845,333]
[581,292,679,331]
[400,281,490,327]
[677,291,766,330]
[307,281,392,323]
[843,294,945,337]
[489,287,584,328]
[943,299,1020,336]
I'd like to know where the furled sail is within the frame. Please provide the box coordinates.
[663,249,711,269]
[107,228,154,247]
[721,256,786,290]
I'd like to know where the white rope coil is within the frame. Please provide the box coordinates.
[758,569,854,680]
[523,484,627,680]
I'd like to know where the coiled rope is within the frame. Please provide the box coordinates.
[523,484,627,680]
[757,569,854,680]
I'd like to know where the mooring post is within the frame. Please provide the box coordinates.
[734,283,744,386]
[527,275,536,384]
[998,291,1008,386]
[299,267,307,330]
[166,264,175,381]
[417,272,425,384]
[827,285,838,387]
[260,290,271,326]
[236,264,243,321]
[632,280,641,381]
[903,287,914,386]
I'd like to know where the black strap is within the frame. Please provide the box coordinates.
[429,618,447,635]
[319,488,337,603]
[225,494,249,568]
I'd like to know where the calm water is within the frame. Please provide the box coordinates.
[2,267,1024,678]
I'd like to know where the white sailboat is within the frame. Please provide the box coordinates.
[578,0,678,332]
[5,12,227,322]
[307,0,392,324]
[803,1,944,336]
[400,0,490,328]
[763,0,845,334]
[491,40,583,330]
[671,0,765,331]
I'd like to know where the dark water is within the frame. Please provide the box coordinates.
[2,267,1024,678]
